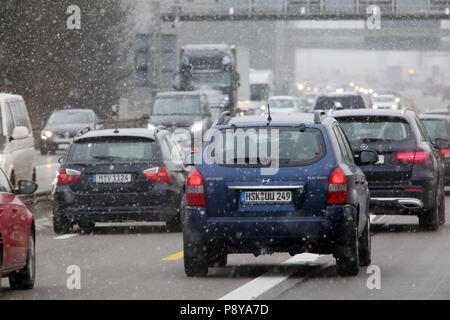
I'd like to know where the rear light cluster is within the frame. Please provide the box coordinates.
[327,167,348,204]
[186,168,206,206]
[441,149,450,158]
[57,168,81,185]
[143,166,172,183]
[395,151,429,163]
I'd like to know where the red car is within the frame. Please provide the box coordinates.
[0,175,37,290]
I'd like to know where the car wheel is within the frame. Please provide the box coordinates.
[183,234,208,277]
[9,233,35,290]
[53,208,71,234]
[166,198,183,232]
[358,217,371,267]
[336,222,360,276]
[419,195,439,231]
[9,172,16,189]
[40,146,47,155]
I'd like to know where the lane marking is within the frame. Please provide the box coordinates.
[219,253,320,300]
[162,251,184,261]
[53,234,78,240]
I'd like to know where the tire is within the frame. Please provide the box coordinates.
[53,208,71,234]
[336,222,360,276]
[358,218,371,267]
[419,196,440,231]
[166,199,183,232]
[40,147,47,155]
[183,234,208,277]
[208,250,227,268]
[9,172,16,189]
[32,168,37,183]
[9,233,35,290]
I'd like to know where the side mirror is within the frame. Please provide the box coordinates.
[434,138,449,149]
[11,126,29,140]
[142,113,150,120]
[17,180,38,195]
[359,150,378,165]
[58,156,65,164]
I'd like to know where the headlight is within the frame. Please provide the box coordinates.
[373,105,378,109]
[222,55,231,65]
[392,104,399,110]
[260,105,266,111]
[190,121,203,133]
[147,123,156,130]
[41,130,53,139]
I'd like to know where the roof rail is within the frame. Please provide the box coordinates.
[314,111,322,124]
[217,111,231,125]
[401,107,412,114]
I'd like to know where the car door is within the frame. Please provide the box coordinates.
[0,169,26,271]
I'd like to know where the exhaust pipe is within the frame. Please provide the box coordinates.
[398,199,423,209]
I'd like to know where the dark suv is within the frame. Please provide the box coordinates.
[332,109,445,230]
[52,128,188,233]
[182,112,378,277]
[314,92,373,111]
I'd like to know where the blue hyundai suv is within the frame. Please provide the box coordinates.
[182,112,378,277]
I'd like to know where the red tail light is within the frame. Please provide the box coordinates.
[327,167,348,204]
[441,149,450,158]
[186,168,206,206]
[57,168,81,185]
[144,166,173,183]
[395,151,429,163]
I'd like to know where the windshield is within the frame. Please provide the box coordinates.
[69,137,157,162]
[250,84,269,101]
[152,97,201,115]
[190,72,232,89]
[338,116,412,142]
[268,99,295,109]
[47,111,93,125]
[422,119,450,140]
[315,96,365,110]
[374,96,395,103]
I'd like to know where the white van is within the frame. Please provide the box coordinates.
[0,94,35,186]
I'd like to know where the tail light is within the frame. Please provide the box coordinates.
[57,168,81,185]
[186,168,206,206]
[441,149,450,158]
[327,167,348,204]
[144,166,173,183]
[395,151,429,164]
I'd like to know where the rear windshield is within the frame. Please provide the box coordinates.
[422,119,450,140]
[268,99,295,109]
[68,137,157,162]
[152,97,201,115]
[48,111,93,125]
[209,127,326,167]
[337,116,412,142]
[315,95,365,110]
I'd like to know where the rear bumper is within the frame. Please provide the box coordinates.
[183,205,356,255]
[368,186,434,214]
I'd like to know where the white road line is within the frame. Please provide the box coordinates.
[219,253,320,300]
[53,234,78,240]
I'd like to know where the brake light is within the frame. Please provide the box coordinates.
[441,149,450,158]
[143,166,173,183]
[57,168,81,185]
[395,151,429,163]
[327,167,348,204]
[186,168,206,206]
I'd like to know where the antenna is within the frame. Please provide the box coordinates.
[267,103,272,126]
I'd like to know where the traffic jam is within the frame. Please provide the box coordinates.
[2,0,450,303]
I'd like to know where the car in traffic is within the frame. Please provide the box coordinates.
[40,109,104,154]
[423,107,450,117]
[148,91,214,153]
[266,96,301,114]
[52,128,189,234]
[419,114,450,186]
[373,93,401,110]
[332,108,445,230]
[0,174,38,290]
[182,112,377,277]
[314,92,373,111]
[0,94,36,188]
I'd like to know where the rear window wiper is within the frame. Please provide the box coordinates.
[360,138,395,143]
[92,155,124,161]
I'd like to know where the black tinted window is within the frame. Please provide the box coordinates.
[422,119,450,140]
[315,96,365,110]
[68,137,157,162]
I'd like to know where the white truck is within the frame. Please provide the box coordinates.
[247,69,274,115]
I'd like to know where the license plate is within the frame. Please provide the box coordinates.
[241,191,292,204]
[375,154,384,165]
[93,174,132,184]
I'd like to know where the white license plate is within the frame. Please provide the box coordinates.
[94,174,132,184]
[375,154,384,165]
[241,191,292,204]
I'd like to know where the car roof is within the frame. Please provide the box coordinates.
[73,128,158,142]
[0,93,23,101]
[268,96,297,100]
[155,91,201,98]
[52,108,93,113]
[330,108,415,118]
[222,113,334,127]
[419,113,450,120]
